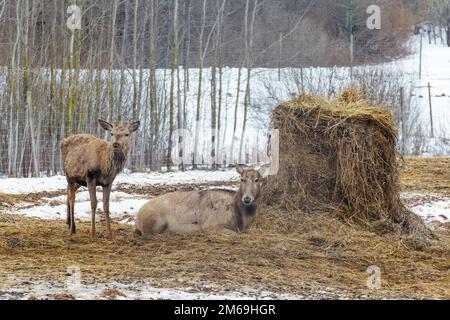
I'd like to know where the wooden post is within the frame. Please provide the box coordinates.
[433,25,437,45]
[300,67,305,95]
[447,17,450,47]
[428,82,434,138]
[419,31,423,79]
[400,87,405,155]
[278,32,282,81]
[350,31,354,82]
[427,27,432,45]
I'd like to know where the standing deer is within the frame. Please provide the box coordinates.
[135,166,263,237]
[61,119,140,239]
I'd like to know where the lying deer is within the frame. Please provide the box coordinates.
[61,119,140,239]
[135,166,263,237]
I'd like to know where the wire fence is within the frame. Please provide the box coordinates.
[0,5,448,178]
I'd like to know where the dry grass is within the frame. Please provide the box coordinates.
[400,157,450,196]
[0,123,450,299]
[0,197,449,298]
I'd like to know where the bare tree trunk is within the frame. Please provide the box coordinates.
[148,0,160,171]
[23,0,39,177]
[239,0,258,164]
[211,0,226,169]
[107,0,118,123]
[193,0,207,168]
[230,64,242,165]
[132,0,139,120]
[167,0,179,170]
[118,1,129,123]
[7,0,22,176]
[447,17,450,47]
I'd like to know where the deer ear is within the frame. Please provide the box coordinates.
[129,121,140,133]
[258,164,270,177]
[98,119,113,131]
[236,165,244,175]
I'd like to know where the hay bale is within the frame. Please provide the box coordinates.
[262,91,431,239]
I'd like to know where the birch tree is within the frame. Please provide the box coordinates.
[239,0,258,164]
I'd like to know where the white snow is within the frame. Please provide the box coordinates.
[408,198,450,225]
[0,280,304,300]
[391,37,450,150]
[401,192,450,228]
[0,173,242,223]
[8,197,147,224]
[0,170,239,195]
[0,170,240,223]
[2,174,449,228]
[114,170,239,188]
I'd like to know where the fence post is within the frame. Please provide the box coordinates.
[278,32,282,81]
[428,82,434,138]
[400,87,405,155]
[300,67,305,95]
[419,31,423,79]
[447,17,450,47]
[350,31,354,82]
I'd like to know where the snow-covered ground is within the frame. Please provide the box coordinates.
[204,33,450,157]
[0,172,448,229]
[402,192,450,227]
[0,170,238,224]
[392,36,450,154]
[0,170,240,195]
[262,35,450,155]
[0,280,307,300]
[410,199,450,225]
[5,191,148,224]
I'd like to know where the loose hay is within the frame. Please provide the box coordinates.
[400,157,450,196]
[262,90,431,239]
[0,158,449,299]
[1,211,448,299]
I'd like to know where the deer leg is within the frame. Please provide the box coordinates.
[103,184,112,239]
[87,178,97,238]
[66,185,71,227]
[69,183,79,234]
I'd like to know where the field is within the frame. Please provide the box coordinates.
[0,157,449,300]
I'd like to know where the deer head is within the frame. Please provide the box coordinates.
[98,119,140,154]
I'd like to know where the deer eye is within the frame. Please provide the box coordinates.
[125,134,129,137]
[255,178,259,182]
[241,178,245,182]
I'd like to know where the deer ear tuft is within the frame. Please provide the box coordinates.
[236,165,244,175]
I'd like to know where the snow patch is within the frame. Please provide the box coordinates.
[0,170,239,195]
[0,280,303,300]
[408,198,450,225]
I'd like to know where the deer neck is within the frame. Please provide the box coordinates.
[233,189,257,232]
[106,145,127,176]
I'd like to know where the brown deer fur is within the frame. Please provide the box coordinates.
[135,167,262,237]
[61,119,140,239]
